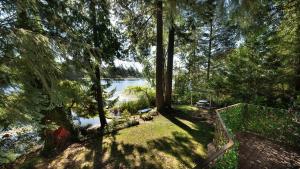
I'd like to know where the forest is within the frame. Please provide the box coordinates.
[0,0,299,169]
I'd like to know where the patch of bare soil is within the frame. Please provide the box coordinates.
[236,132,300,169]
[192,109,216,125]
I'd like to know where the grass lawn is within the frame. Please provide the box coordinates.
[173,105,199,114]
[21,111,214,169]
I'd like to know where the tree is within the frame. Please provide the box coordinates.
[165,25,175,109]
[90,0,107,129]
[0,0,120,140]
[165,0,177,109]
[198,0,237,81]
[156,0,165,112]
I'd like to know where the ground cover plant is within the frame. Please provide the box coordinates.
[214,103,300,169]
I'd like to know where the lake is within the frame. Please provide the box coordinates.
[73,78,149,128]
[104,78,149,102]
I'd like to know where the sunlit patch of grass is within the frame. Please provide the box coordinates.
[173,105,198,114]
[101,115,212,168]
[23,114,213,169]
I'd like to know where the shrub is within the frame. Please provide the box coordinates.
[125,86,156,106]
[103,118,139,134]
[119,96,149,114]
[126,119,139,127]
[214,144,239,169]
[122,109,131,121]
[148,109,159,116]
[139,109,158,121]
[140,113,153,121]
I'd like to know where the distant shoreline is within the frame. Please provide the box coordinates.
[102,77,144,80]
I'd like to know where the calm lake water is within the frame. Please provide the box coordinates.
[104,78,149,102]
[73,78,149,128]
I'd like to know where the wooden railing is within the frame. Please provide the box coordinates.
[194,103,300,169]
[193,104,240,169]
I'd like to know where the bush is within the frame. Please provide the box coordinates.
[126,119,139,127]
[140,113,153,121]
[118,97,149,114]
[125,86,156,106]
[147,90,156,107]
[104,118,139,134]
[122,109,131,121]
[148,109,159,116]
[214,144,239,169]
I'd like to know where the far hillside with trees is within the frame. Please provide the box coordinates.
[103,65,142,78]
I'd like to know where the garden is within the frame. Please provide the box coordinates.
[209,103,300,169]
[1,0,300,169]
[5,106,214,169]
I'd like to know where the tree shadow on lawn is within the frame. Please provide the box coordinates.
[161,111,214,146]
[147,131,207,168]
[85,110,214,169]
[27,112,214,169]
[97,133,210,168]
[86,131,164,169]
[88,126,213,169]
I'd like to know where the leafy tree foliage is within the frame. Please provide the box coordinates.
[0,0,121,142]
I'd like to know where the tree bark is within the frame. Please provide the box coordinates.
[156,0,165,112]
[95,65,107,128]
[295,8,300,93]
[165,26,175,109]
[90,0,107,128]
[207,19,213,81]
[295,49,300,93]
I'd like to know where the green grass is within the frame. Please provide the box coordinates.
[103,115,212,169]
[173,105,198,114]
[24,113,214,169]
[173,105,198,111]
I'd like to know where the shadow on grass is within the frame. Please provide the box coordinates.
[147,131,206,168]
[161,110,214,145]
[84,131,163,169]
[92,131,104,169]
[98,132,210,168]
[70,112,214,169]
[159,109,214,167]
[18,110,214,169]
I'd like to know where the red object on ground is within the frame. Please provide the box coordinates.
[53,127,71,140]
[2,133,11,138]
[52,127,71,150]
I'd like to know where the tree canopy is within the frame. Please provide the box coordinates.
[0,0,300,164]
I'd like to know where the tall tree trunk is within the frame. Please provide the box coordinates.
[90,0,107,128]
[95,65,107,128]
[295,44,300,93]
[156,0,165,112]
[165,26,175,109]
[295,7,300,94]
[207,19,213,81]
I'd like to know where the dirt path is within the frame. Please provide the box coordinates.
[236,132,300,169]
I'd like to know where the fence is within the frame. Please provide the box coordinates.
[196,103,300,169]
